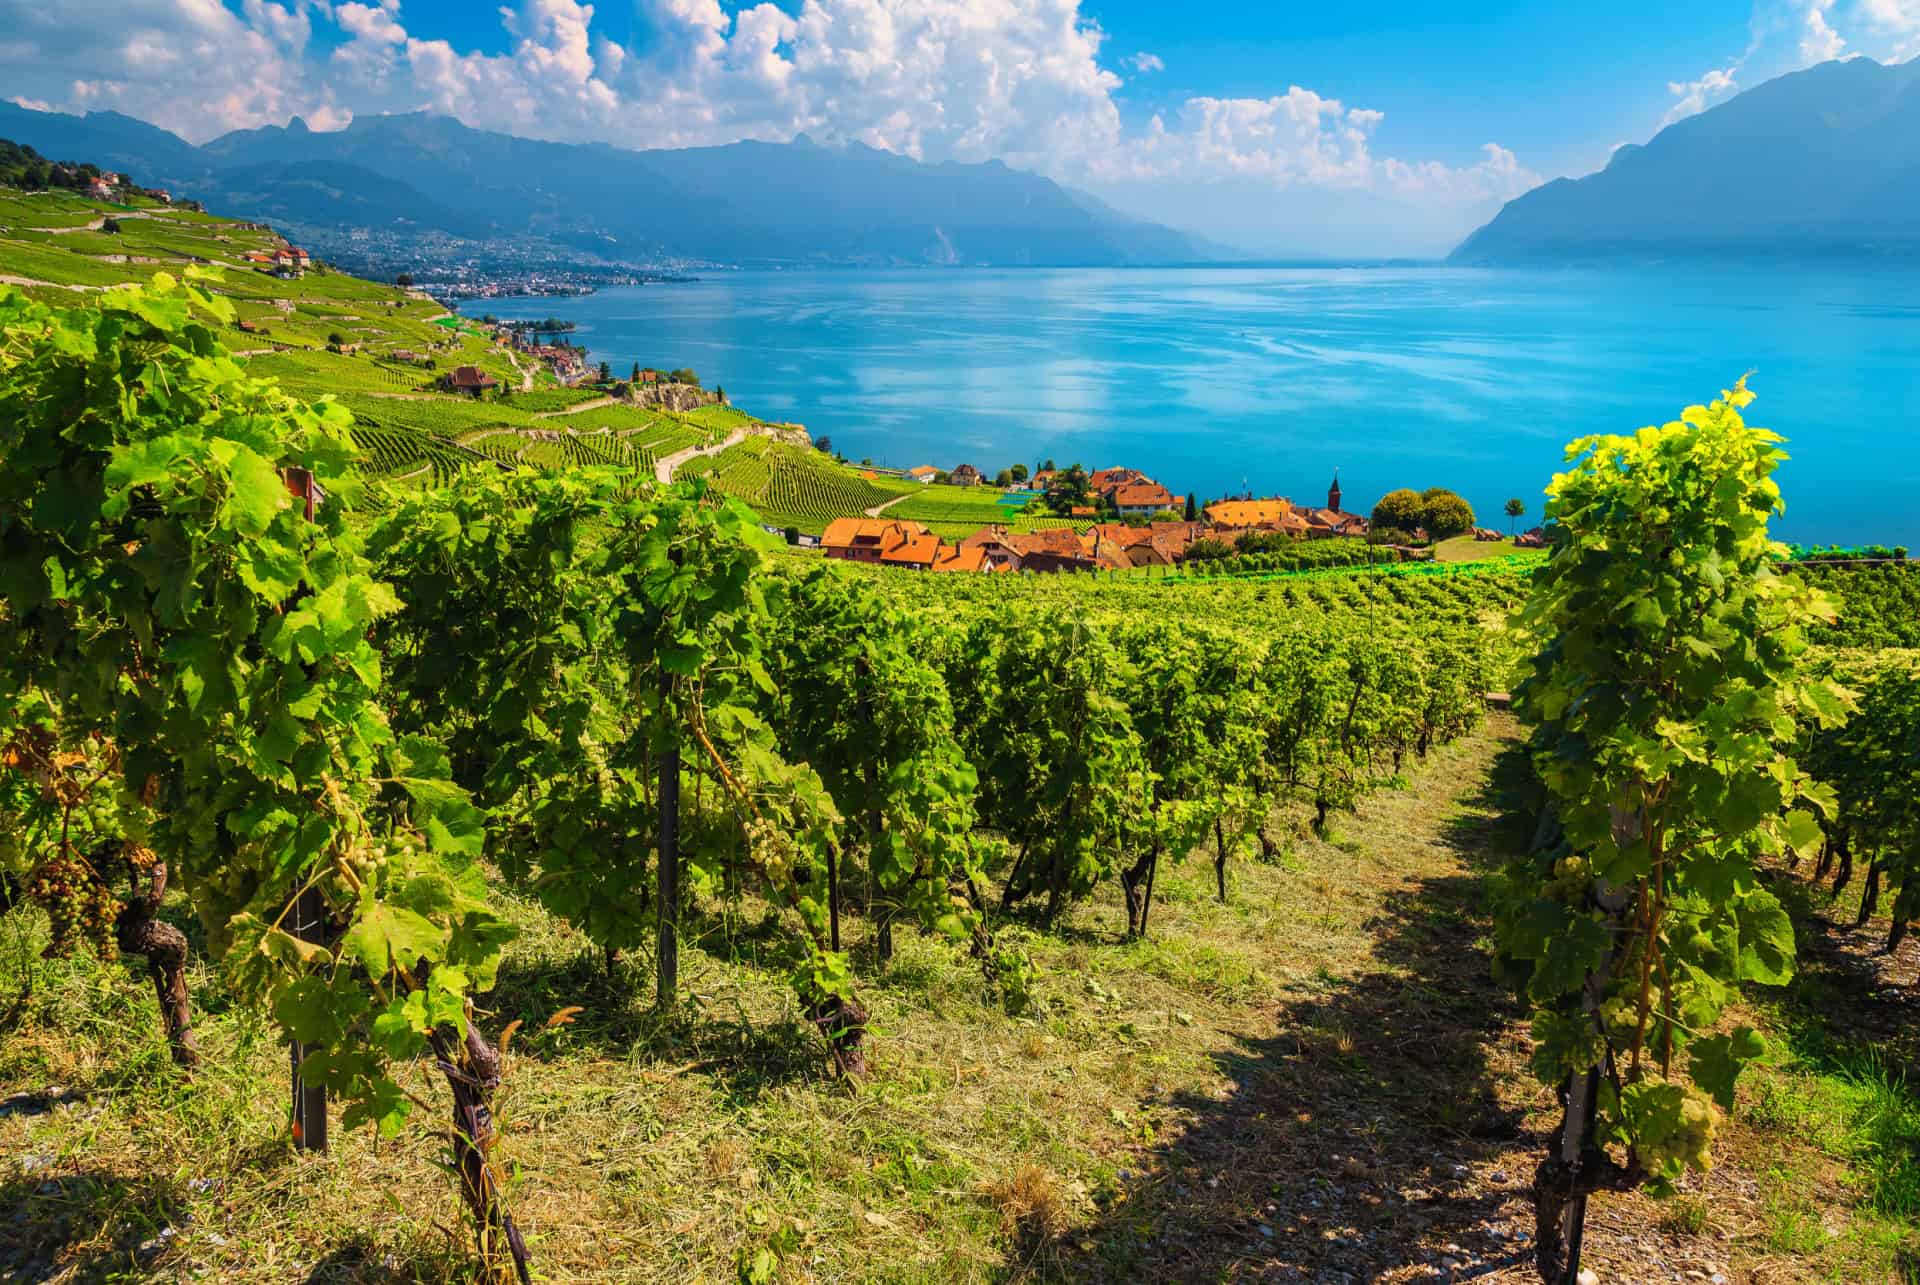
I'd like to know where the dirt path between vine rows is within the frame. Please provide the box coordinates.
[863,491,913,518]
[1056,715,1851,1285]
[533,396,618,418]
[655,426,751,484]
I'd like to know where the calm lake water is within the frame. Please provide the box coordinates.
[484,266,1920,545]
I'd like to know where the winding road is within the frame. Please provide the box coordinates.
[654,427,751,485]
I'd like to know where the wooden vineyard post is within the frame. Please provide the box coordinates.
[282,466,329,1153]
[1539,864,1633,1285]
[289,883,329,1153]
[656,729,680,1008]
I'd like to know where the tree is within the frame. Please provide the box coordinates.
[1504,497,1526,536]
[1420,488,1475,540]
[1371,488,1424,533]
[396,272,414,287]
[1043,465,1091,516]
[1010,463,1029,483]
[326,331,344,347]
[1499,379,1849,1280]
[816,436,833,455]
[598,360,612,384]
[631,362,641,383]
[1184,492,1198,522]
[994,468,1014,487]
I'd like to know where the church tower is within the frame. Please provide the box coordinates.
[1328,470,1342,514]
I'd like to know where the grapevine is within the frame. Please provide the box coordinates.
[1495,380,1852,1282]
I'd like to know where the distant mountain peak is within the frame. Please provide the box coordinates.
[0,100,1218,269]
[1453,54,1920,264]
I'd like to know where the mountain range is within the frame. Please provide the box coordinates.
[12,53,1920,272]
[1453,55,1920,264]
[0,102,1219,270]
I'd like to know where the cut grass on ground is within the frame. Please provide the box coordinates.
[2,718,1914,1282]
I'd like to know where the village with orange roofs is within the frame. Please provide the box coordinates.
[814,466,1510,575]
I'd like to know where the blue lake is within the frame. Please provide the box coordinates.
[483,266,1920,545]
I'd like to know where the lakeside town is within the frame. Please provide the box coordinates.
[811,463,1547,575]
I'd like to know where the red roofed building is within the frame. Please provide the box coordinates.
[1004,526,1095,574]
[1083,521,1203,568]
[880,527,945,569]
[441,365,499,396]
[1300,471,1369,538]
[932,544,994,573]
[1112,481,1177,518]
[1088,467,1147,497]
[821,518,935,564]
[960,526,1025,572]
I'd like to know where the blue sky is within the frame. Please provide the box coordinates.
[2,1,1915,254]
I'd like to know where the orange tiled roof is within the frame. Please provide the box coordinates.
[932,544,989,573]
[1006,527,1090,560]
[1207,498,1294,527]
[821,517,932,551]
[880,530,944,566]
[1113,482,1176,510]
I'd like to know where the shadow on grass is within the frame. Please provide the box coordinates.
[0,1169,182,1283]
[300,1237,456,1284]
[1048,761,1539,1283]
[1767,871,1920,1072]
[481,914,838,1106]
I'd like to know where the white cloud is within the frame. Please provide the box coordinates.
[1662,65,1740,125]
[1800,0,1845,62]
[335,3,406,47]
[0,0,1543,252]
[1859,0,1920,57]
[1861,0,1920,32]
[0,0,322,137]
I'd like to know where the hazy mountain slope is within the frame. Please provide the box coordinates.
[0,102,200,180]
[0,104,1215,267]
[1452,56,1920,264]
[203,159,494,241]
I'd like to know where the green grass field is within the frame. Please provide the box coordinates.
[5,711,1913,1281]
[885,483,1031,525]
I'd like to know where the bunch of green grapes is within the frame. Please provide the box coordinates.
[26,851,124,961]
[1632,1084,1716,1177]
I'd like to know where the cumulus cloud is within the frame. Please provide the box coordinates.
[1800,0,1846,62]
[0,0,1542,245]
[1859,0,1920,57]
[1662,64,1741,125]
[0,0,328,138]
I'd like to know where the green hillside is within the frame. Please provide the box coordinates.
[0,183,1131,544]
[683,436,921,533]
[0,185,772,488]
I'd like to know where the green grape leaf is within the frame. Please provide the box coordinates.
[1687,1025,1767,1112]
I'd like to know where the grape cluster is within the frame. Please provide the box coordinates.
[123,843,157,876]
[26,852,124,961]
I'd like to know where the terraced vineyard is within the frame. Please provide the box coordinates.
[687,437,918,532]
[349,422,482,486]
[681,403,755,431]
